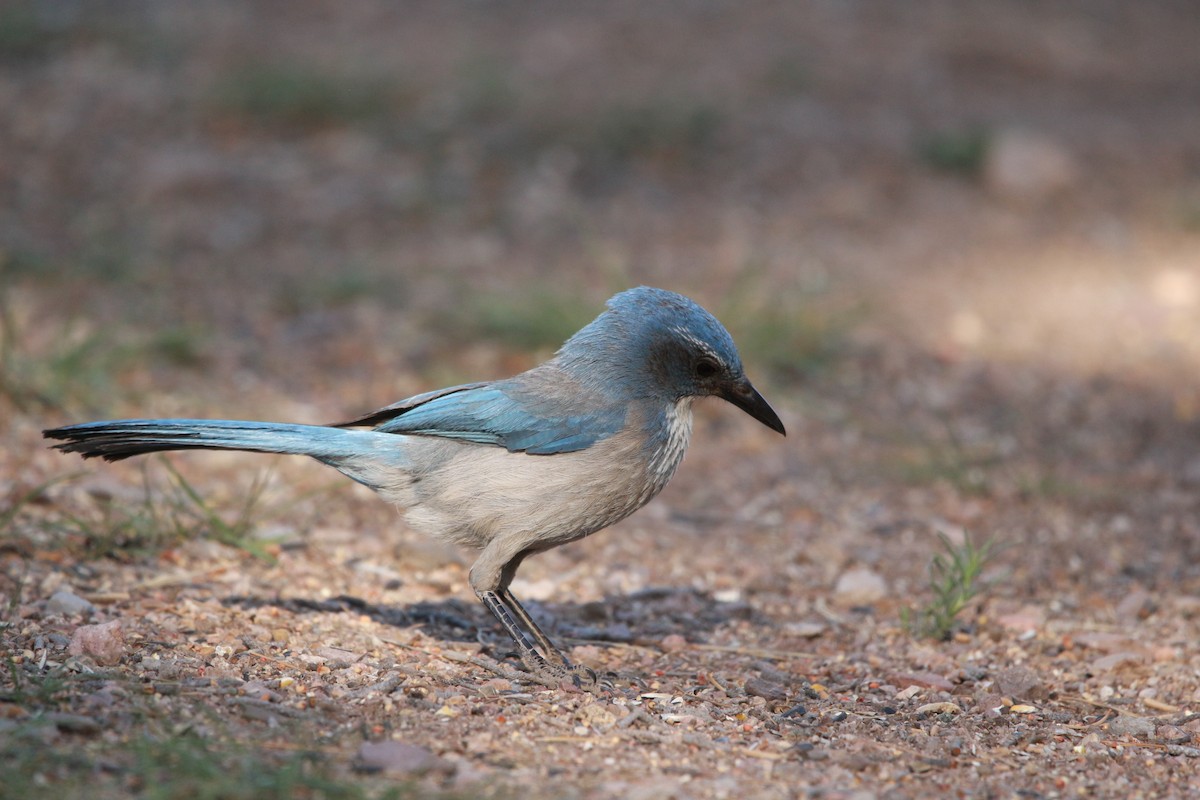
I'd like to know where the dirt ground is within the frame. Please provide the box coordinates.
[4,2,1200,798]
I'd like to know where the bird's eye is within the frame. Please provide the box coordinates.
[695,357,719,379]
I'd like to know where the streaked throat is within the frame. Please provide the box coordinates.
[649,396,694,486]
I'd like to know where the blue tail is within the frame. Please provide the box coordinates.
[43,419,378,463]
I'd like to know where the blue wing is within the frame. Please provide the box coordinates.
[336,374,626,455]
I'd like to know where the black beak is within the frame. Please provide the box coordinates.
[721,378,786,436]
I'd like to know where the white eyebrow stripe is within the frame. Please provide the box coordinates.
[669,327,723,362]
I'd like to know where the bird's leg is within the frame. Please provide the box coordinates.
[476,590,596,689]
[477,590,547,670]
[499,587,569,667]
[472,547,598,688]
[498,588,598,686]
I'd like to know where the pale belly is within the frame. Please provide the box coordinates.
[386,400,694,551]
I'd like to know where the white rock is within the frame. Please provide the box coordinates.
[46,589,94,617]
[834,566,888,604]
[984,129,1078,202]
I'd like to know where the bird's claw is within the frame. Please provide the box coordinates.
[519,655,618,694]
[568,664,598,689]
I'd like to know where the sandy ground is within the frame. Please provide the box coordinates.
[4,2,1200,798]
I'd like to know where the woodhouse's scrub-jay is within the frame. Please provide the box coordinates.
[45,287,785,686]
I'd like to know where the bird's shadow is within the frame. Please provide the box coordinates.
[222,586,757,652]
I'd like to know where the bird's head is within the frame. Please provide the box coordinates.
[562,287,786,435]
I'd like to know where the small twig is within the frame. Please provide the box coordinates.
[617,705,652,729]
[1142,697,1179,713]
[128,571,219,591]
[84,592,131,603]
[235,650,291,666]
[736,747,788,761]
[1072,696,1126,717]
[688,643,817,661]
[348,675,404,698]
[439,649,535,684]
[621,728,673,744]
[1101,740,1169,751]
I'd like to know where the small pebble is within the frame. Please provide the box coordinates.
[660,634,688,652]
[1091,652,1145,673]
[67,620,126,666]
[46,590,94,617]
[1156,725,1191,744]
[784,621,826,638]
[833,567,887,605]
[1115,589,1155,622]
[1106,715,1158,739]
[994,666,1045,701]
[745,677,788,702]
[1166,745,1200,758]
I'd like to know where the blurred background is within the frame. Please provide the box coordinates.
[3,0,1199,416]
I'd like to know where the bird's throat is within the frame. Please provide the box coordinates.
[648,396,694,486]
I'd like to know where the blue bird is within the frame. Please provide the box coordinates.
[44,287,785,686]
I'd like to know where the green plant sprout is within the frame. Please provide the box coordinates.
[904,531,997,640]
